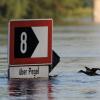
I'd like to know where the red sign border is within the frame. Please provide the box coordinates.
[9,19,52,65]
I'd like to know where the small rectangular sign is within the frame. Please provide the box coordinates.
[9,19,52,65]
[9,65,48,79]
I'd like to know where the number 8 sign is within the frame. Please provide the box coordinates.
[9,19,52,65]
[20,32,27,54]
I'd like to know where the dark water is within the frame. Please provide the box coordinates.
[1,25,100,100]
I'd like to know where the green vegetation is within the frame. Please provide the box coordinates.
[0,0,92,21]
[0,0,92,33]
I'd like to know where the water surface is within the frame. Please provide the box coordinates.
[1,25,100,100]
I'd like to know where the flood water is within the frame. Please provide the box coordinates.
[1,24,100,100]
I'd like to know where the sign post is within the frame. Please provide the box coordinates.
[8,19,52,79]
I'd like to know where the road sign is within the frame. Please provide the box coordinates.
[49,50,60,73]
[9,19,52,65]
[9,65,48,79]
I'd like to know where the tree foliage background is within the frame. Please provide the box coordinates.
[0,0,92,23]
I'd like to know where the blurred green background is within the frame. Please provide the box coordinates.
[0,0,92,34]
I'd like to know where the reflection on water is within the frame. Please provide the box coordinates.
[1,24,100,100]
[9,79,49,100]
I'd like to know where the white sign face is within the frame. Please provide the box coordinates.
[31,26,48,57]
[9,66,48,79]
